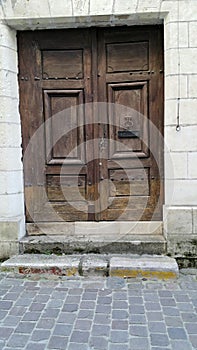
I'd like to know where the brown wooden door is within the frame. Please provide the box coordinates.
[18,26,163,226]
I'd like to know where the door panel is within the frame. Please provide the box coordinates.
[97,27,163,221]
[18,26,163,227]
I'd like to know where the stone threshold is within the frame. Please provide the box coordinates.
[19,233,166,255]
[0,254,178,279]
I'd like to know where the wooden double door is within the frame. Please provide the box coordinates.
[19,26,164,225]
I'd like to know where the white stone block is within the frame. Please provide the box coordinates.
[0,47,18,73]
[188,75,197,98]
[137,0,161,12]
[0,148,23,171]
[189,22,197,47]
[193,208,197,234]
[89,0,113,15]
[73,0,89,16]
[0,242,19,259]
[162,1,197,22]
[13,0,50,18]
[0,70,18,99]
[180,49,197,74]
[0,123,22,147]
[165,152,187,180]
[180,99,197,125]
[48,0,72,17]
[164,207,192,235]
[165,179,197,206]
[165,75,187,100]
[0,25,17,51]
[0,0,14,18]
[164,99,177,126]
[114,0,138,14]
[164,49,179,76]
[165,126,197,152]
[165,22,188,50]
[0,192,24,217]
[188,152,197,179]
[0,97,20,123]
[0,171,24,195]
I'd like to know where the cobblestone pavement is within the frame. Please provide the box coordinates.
[0,271,196,350]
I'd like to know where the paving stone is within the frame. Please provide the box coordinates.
[160,298,176,306]
[146,311,164,321]
[109,345,128,350]
[9,306,27,316]
[80,301,95,309]
[145,302,161,311]
[62,303,78,312]
[33,294,50,303]
[75,320,92,330]
[15,322,35,334]
[129,314,146,324]
[112,320,128,330]
[22,312,40,321]
[189,335,197,348]
[94,314,111,325]
[113,300,128,309]
[3,315,21,326]
[107,277,126,289]
[129,337,150,349]
[25,343,46,350]
[150,334,170,346]
[7,334,30,348]
[78,310,94,319]
[129,305,145,314]
[174,294,190,302]
[96,305,111,314]
[181,312,197,322]
[37,318,55,329]
[0,310,8,320]
[42,308,59,318]
[31,330,51,342]
[89,336,108,349]
[82,292,97,301]
[164,316,183,327]
[170,340,193,350]
[29,303,45,312]
[148,321,166,333]
[0,327,13,339]
[70,331,90,343]
[15,298,32,307]
[130,325,148,337]
[159,291,173,297]
[0,300,13,309]
[65,296,81,303]
[3,292,20,301]
[112,310,129,319]
[53,324,72,336]
[68,344,89,350]
[68,288,83,295]
[168,327,187,340]
[162,307,180,316]
[58,312,76,323]
[48,336,68,349]
[113,292,127,300]
[185,322,197,334]
[92,325,110,336]
[110,330,128,343]
[97,296,112,305]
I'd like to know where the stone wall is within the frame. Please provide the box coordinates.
[0,0,196,260]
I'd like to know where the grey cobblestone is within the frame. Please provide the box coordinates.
[0,271,196,349]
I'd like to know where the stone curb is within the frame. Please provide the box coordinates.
[0,254,179,279]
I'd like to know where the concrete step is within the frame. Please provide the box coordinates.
[1,254,179,279]
[19,234,166,255]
